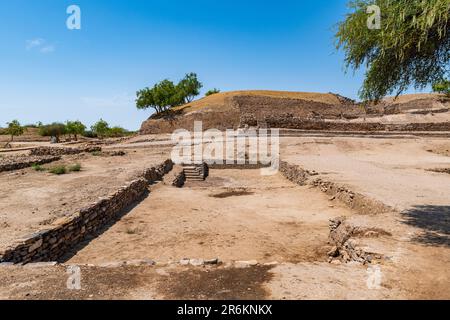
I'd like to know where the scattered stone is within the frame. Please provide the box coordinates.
[179,259,190,266]
[235,260,258,268]
[204,258,220,265]
[189,259,205,267]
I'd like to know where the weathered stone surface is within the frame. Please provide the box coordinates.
[29,146,102,157]
[0,155,61,173]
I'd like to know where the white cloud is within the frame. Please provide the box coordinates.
[40,45,55,54]
[26,38,45,50]
[26,38,55,54]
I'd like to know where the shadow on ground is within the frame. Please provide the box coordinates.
[401,205,450,247]
[58,190,151,263]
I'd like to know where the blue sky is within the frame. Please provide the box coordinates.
[0,0,429,130]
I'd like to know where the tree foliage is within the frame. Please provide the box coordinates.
[5,120,25,141]
[177,73,203,103]
[205,88,221,96]
[432,78,450,96]
[336,0,450,102]
[38,123,67,142]
[136,73,203,114]
[66,120,86,141]
[91,119,110,139]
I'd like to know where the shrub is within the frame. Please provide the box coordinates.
[49,165,67,175]
[91,151,102,156]
[205,88,220,96]
[32,164,45,171]
[68,163,81,172]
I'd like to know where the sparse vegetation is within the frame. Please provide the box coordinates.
[31,164,45,172]
[205,88,220,97]
[336,0,450,101]
[48,165,67,175]
[68,163,82,172]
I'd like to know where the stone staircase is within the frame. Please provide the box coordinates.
[183,164,208,182]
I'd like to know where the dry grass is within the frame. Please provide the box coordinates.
[172,90,345,114]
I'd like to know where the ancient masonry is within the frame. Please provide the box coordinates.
[279,161,392,215]
[29,146,102,156]
[0,155,61,173]
[0,159,174,264]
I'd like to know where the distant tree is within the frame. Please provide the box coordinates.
[205,88,221,97]
[177,73,203,103]
[38,123,67,142]
[136,79,184,114]
[5,120,25,142]
[108,126,130,138]
[336,0,450,102]
[432,79,450,97]
[66,120,86,141]
[91,119,110,139]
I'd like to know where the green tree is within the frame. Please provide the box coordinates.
[66,120,86,141]
[336,0,450,102]
[205,88,221,97]
[108,126,129,137]
[136,79,184,114]
[91,119,110,139]
[38,123,67,142]
[5,120,25,142]
[177,73,203,103]
[432,79,450,97]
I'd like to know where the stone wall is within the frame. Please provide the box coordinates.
[29,146,102,156]
[255,116,450,132]
[279,161,392,215]
[0,159,174,264]
[0,155,61,173]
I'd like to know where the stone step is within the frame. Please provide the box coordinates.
[186,178,205,181]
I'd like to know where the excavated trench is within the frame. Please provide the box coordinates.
[61,167,369,267]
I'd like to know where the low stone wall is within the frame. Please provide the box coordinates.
[279,161,392,215]
[0,155,61,173]
[0,159,174,264]
[30,146,102,156]
[243,115,450,132]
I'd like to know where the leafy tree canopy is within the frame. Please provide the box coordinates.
[177,73,203,103]
[432,78,450,96]
[66,120,86,141]
[91,119,110,138]
[5,120,25,141]
[336,0,450,102]
[136,73,203,114]
[38,123,67,141]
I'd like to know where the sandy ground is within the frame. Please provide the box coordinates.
[281,137,450,211]
[0,148,170,250]
[0,134,449,300]
[65,169,353,264]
